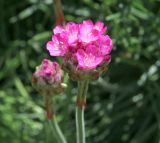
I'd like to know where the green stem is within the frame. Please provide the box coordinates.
[76,80,89,143]
[48,116,67,143]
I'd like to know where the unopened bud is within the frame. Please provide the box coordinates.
[32,58,66,95]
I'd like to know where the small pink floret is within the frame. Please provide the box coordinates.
[35,59,56,77]
[94,21,107,34]
[79,20,99,43]
[46,33,68,56]
[65,22,79,44]
[98,35,113,55]
[76,45,104,69]
[53,25,65,34]
[33,59,63,88]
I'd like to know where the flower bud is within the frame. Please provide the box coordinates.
[32,59,66,95]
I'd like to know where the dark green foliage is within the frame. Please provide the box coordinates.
[0,0,160,142]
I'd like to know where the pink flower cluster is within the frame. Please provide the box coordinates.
[46,20,113,70]
[32,59,66,95]
[33,59,63,88]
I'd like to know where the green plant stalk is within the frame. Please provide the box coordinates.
[48,116,67,143]
[76,80,89,143]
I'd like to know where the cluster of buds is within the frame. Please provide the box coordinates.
[32,59,66,95]
[46,20,113,80]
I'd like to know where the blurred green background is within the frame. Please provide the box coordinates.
[0,0,160,143]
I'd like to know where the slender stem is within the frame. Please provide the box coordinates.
[76,106,85,143]
[48,116,67,143]
[76,80,89,143]
[53,0,65,25]
[45,95,54,119]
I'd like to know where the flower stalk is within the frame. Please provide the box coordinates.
[53,0,65,25]
[45,95,67,143]
[76,80,89,143]
[45,95,54,119]
[44,96,68,143]
[48,116,67,143]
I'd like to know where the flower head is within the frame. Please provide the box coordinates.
[46,20,113,80]
[32,59,66,94]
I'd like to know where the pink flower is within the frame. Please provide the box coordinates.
[46,33,68,56]
[94,21,107,34]
[65,22,79,44]
[46,19,113,72]
[32,59,65,94]
[53,25,65,34]
[79,20,99,43]
[76,45,104,69]
[98,35,113,55]
[33,59,62,80]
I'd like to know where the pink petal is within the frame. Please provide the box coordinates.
[94,21,107,34]
[99,35,113,55]
[53,25,65,34]
[65,22,79,44]
[46,41,64,56]
[79,20,99,43]
[83,20,94,27]
[46,34,68,56]
[76,48,103,69]
[35,59,57,77]
[79,25,99,43]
